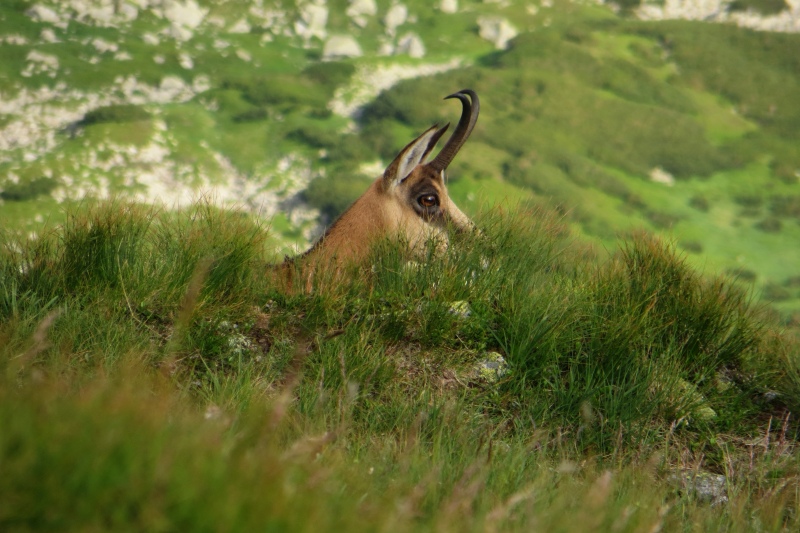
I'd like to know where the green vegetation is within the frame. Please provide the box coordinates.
[3,2,799,316]
[77,104,151,127]
[353,17,800,317]
[0,176,58,202]
[728,0,790,15]
[2,14,800,527]
[1,201,799,530]
[303,171,375,221]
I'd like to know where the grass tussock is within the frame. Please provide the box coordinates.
[1,200,800,531]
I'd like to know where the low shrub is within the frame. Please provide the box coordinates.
[0,176,58,202]
[78,104,150,126]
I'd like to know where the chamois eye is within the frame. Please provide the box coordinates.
[419,194,439,208]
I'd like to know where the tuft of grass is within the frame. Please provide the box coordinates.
[1,200,799,530]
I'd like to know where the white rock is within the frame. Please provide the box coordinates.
[26,50,60,71]
[170,25,195,41]
[229,18,251,34]
[193,75,211,93]
[86,5,115,25]
[128,0,151,10]
[2,35,29,45]
[440,0,458,13]
[349,0,378,16]
[384,3,408,36]
[378,40,395,56]
[157,76,192,103]
[142,33,160,46]
[295,2,328,41]
[115,51,133,61]
[350,16,368,28]
[348,0,377,26]
[322,35,363,59]
[92,38,118,54]
[40,28,58,43]
[477,16,518,49]
[396,32,425,58]
[162,0,208,40]
[164,0,207,30]
[329,58,463,118]
[26,5,62,25]
[649,167,675,186]
[206,15,226,28]
[179,52,194,69]
[359,160,385,177]
[236,49,252,62]
[252,7,289,33]
[636,0,800,33]
[119,2,139,21]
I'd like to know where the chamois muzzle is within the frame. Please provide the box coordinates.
[426,89,480,173]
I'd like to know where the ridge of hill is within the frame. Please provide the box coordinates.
[1,0,799,317]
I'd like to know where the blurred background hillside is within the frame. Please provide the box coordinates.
[1,0,799,319]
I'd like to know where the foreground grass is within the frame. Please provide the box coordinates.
[1,201,799,531]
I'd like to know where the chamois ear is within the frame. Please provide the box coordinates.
[383,125,447,189]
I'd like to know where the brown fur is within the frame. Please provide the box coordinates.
[272,90,479,292]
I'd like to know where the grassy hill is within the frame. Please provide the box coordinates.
[2,3,800,526]
[345,19,800,321]
[1,201,799,530]
[1,1,799,318]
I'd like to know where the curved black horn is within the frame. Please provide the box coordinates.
[427,89,480,172]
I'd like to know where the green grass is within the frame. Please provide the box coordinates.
[1,200,799,530]
[3,2,800,320]
[347,17,800,317]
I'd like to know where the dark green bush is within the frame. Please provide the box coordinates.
[646,210,681,229]
[770,195,800,219]
[771,158,800,184]
[689,195,710,212]
[727,267,758,282]
[611,0,644,12]
[223,75,327,110]
[680,240,704,254]
[0,176,58,202]
[734,194,764,208]
[302,61,355,89]
[303,172,374,221]
[78,104,150,126]
[359,81,445,129]
[287,125,341,149]
[756,217,783,233]
[763,283,791,302]
[728,0,789,15]
[232,108,268,123]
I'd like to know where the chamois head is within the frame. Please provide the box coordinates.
[301,89,479,266]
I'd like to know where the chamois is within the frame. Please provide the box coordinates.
[278,89,480,290]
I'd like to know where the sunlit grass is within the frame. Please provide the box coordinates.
[1,200,799,530]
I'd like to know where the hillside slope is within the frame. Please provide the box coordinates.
[1,201,799,530]
[1,0,799,315]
